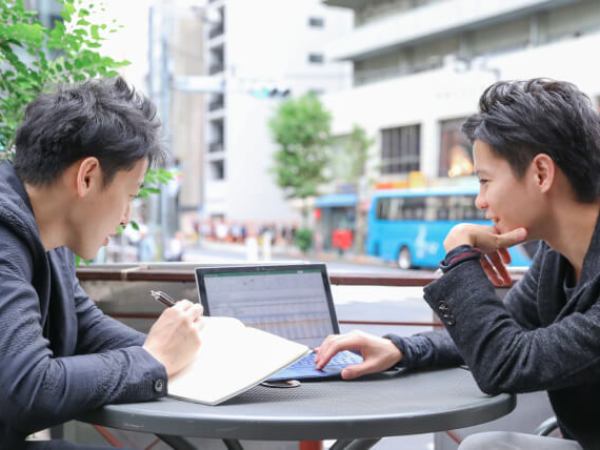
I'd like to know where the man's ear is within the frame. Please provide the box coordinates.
[75,157,102,197]
[530,153,555,194]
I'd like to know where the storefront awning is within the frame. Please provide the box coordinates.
[315,193,357,208]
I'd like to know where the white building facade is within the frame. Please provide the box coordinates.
[322,0,600,188]
[203,0,353,223]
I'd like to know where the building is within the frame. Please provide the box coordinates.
[202,0,353,226]
[159,4,206,239]
[103,0,207,255]
[322,0,600,187]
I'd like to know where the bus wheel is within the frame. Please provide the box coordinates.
[397,246,412,270]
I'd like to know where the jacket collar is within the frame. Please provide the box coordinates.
[577,207,600,286]
[0,160,34,214]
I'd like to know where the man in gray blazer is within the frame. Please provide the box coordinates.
[0,77,204,449]
[316,79,600,449]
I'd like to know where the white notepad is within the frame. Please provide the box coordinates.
[168,316,311,405]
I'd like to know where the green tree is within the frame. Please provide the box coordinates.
[269,94,332,253]
[0,0,171,203]
[0,0,128,154]
[269,94,332,223]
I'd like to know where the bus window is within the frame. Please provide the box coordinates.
[376,198,390,220]
[429,196,449,221]
[392,197,404,220]
[447,195,486,220]
[402,197,425,221]
[425,196,439,221]
[459,195,486,220]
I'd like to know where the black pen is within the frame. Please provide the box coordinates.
[150,290,176,308]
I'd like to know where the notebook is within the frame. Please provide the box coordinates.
[195,263,363,381]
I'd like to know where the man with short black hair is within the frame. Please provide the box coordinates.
[0,77,204,449]
[316,79,600,449]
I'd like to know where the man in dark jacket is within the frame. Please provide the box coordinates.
[0,77,204,449]
[315,79,600,449]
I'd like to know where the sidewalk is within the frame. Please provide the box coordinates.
[188,239,393,267]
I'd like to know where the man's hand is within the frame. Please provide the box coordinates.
[143,300,204,377]
[444,224,528,286]
[314,330,402,380]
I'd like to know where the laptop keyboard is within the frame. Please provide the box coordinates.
[267,349,363,381]
[294,350,361,368]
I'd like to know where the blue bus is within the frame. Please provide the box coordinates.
[366,186,533,269]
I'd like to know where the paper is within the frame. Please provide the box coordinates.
[168,316,311,405]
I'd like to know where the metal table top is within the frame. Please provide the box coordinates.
[78,367,515,441]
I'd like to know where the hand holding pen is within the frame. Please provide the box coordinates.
[150,290,176,308]
[143,290,204,377]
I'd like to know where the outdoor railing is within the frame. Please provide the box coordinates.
[77,263,521,330]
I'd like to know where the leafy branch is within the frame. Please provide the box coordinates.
[0,0,128,154]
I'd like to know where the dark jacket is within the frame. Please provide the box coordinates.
[0,161,167,448]
[393,219,600,449]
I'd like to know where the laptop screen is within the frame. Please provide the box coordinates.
[196,264,339,348]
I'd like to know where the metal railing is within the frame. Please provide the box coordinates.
[77,265,454,328]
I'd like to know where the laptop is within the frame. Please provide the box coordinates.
[195,263,363,381]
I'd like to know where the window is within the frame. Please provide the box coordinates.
[439,118,473,177]
[380,125,420,175]
[308,53,324,64]
[376,198,390,220]
[208,118,224,152]
[209,160,225,180]
[308,17,324,28]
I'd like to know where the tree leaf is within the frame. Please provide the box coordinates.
[90,24,100,40]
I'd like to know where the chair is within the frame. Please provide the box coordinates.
[534,416,559,436]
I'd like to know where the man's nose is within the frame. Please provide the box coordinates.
[120,203,131,226]
[475,192,487,210]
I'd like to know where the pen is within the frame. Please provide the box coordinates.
[150,290,176,308]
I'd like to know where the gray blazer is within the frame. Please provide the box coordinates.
[392,220,600,448]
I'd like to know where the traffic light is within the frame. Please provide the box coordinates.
[250,86,291,99]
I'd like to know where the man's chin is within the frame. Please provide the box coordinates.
[72,246,101,261]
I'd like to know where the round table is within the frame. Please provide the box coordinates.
[79,367,515,448]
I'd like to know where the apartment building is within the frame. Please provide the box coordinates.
[322,0,600,187]
[203,0,353,223]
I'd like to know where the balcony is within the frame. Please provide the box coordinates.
[325,0,573,61]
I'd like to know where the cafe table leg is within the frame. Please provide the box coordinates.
[329,438,381,450]
[223,438,244,450]
[155,434,197,449]
[299,441,323,450]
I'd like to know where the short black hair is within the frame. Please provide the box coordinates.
[462,78,600,202]
[14,77,163,186]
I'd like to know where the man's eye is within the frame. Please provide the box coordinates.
[478,179,488,184]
